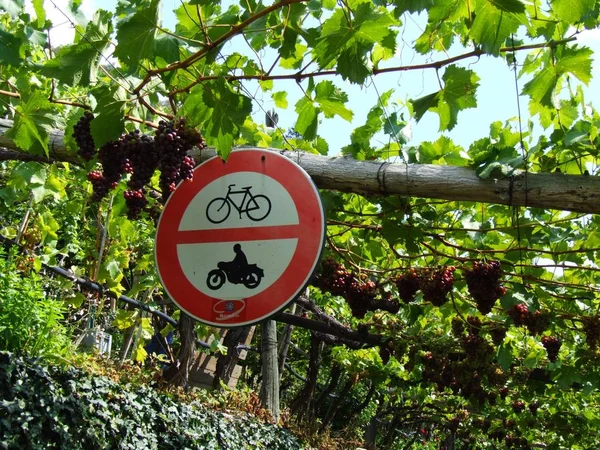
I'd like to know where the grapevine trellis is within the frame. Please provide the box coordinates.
[3,0,600,448]
[4,110,600,448]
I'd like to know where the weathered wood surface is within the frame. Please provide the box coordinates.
[2,118,599,214]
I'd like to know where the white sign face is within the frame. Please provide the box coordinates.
[178,171,299,299]
[155,149,325,327]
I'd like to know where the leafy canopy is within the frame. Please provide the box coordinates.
[1,0,600,448]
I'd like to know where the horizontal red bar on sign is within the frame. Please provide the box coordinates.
[176,224,303,244]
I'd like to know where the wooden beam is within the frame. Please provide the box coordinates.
[2,118,599,214]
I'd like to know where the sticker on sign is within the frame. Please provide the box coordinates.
[155,149,325,327]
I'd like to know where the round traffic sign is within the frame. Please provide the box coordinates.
[155,149,325,327]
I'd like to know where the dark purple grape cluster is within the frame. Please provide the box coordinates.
[124,189,148,219]
[312,258,352,296]
[526,310,550,335]
[180,155,195,182]
[379,344,392,365]
[489,327,507,346]
[508,303,530,326]
[372,295,400,315]
[125,132,158,189]
[507,304,550,335]
[582,315,600,349]
[97,139,128,191]
[466,315,482,334]
[73,111,96,160]
[394,269,420,303]
[312,259,399,319]
[512,400,525,413]
[344,277,377,319]
[87,169,109,202]
[505,434,529,449]
[463,261,506,314]
[451,316,466,336]
[155,119,204,201]
[541,336,561,362]
[460,333,494,361]
[528,401,539,415]
[418,266,455,307]
[80,119,206,218]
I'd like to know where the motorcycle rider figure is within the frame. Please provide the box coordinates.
[226,243,248,283]
[207,243,264,290]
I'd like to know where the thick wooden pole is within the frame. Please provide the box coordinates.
[260,320,280,422]
[2,118,600,214]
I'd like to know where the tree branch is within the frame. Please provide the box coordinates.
[170,37,576,96]
[132,0,310,95]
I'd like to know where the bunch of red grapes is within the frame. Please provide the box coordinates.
[312,259,399,318]
[418,266,455,307]
[582,315,600,349]
[394,269,420,303]
[508,304,550,335]
[155,119,204,201]
[541,335,561,362]
[463,260,506,314]
[72,111,95,160]
[73,115,206,218]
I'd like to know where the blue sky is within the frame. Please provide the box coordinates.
[42,0,600,155]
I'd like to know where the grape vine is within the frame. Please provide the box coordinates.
[73,115,206,218]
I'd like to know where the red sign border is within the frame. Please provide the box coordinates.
[155,149,325,327]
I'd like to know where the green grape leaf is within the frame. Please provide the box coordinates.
[90,87,127,147]
[132,343,148,362]
[32,0,46,27]
[0,0,23,17]
[272,91,288,109]
[411,92,439,123]
[555,365,582,389]
[182,80,252,159]
[391,0,435,15]
[114,0,160,68]
[313,1,396,69]
[556,46,593,84]
[522,66,557,107]
[470,0,525,55]
[174,2,204,41]
[551,0,595,23]
[336,42,372,84]
[489,0,525,13]
[41,11,113,86]
[497,342,513,371]
[420,136,467,165]
[315,136,329,155]
[294,97,319,140]
[413,66,479,131]
[280,42,307,69]
[0,28,24,66]
[5,91,58,156]
[383,112,408,143]
[314,80,353,121]
[153,34,182,64]
[207,5,241,43]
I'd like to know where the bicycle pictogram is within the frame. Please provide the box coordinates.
[206,184,272,224]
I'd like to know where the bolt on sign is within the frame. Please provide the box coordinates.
[155,149,325,327]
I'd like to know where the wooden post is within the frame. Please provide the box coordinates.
[260,320,280,422]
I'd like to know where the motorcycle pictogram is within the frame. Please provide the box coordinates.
[206,184,271,224]
[206,244,264,290]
